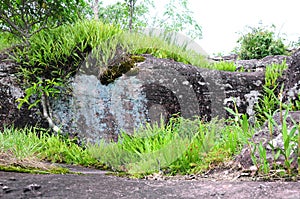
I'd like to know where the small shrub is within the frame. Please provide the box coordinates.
[236,24,288,60]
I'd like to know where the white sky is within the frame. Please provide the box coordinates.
[190,0,300,56]
[103,0,300,56]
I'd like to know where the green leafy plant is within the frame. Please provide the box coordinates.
[247,90,299,176]
[269,110,298,175]
[264,61,288,88]
[258,141,270,174]
[256,62,288,124]
[236,24,288,60]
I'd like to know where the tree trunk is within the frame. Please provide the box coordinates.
[93,0,99,20]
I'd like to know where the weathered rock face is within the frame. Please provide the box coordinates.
[51,54,266,143]
[235,55,292,72]
[233,49,300,171]
[0,52,45,131]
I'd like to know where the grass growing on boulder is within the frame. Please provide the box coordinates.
[13,20,210,116]
[209,61,237,72]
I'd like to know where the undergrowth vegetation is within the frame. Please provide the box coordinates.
[15,19,208,82]
[0,117,247,177]
[209,61,237,72]
[255,61,288,124]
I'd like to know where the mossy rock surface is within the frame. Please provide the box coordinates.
[99,55,145,85]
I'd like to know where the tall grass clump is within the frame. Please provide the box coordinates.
[207,61,237,72]
[120,31,208,67]
[89,117,248,176]
[16,19,209,84]
[169,118,246,174]
[16,20,123,81]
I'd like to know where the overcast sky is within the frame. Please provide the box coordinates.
[190,0,300,56]
[103,0,300,56]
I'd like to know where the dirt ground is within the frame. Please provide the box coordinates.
[1,165,300,199]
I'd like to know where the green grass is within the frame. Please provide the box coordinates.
[2,105,300,177]
[13,19,209,78]
[10,19,236,83]
[205,61,237,72]
[0,116,249,176]
[88,117,248,176]
[0,126,104,173]
[255,61,288,124]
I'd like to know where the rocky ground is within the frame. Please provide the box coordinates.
[1,165,300,199]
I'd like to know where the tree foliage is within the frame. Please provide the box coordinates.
[98,0,202,39]
[0,0,88,44]
[152,0,202,40]
[99,0,152,31]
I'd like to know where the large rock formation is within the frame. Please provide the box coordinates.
[0,49,299,144]
[52,54,266,143]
